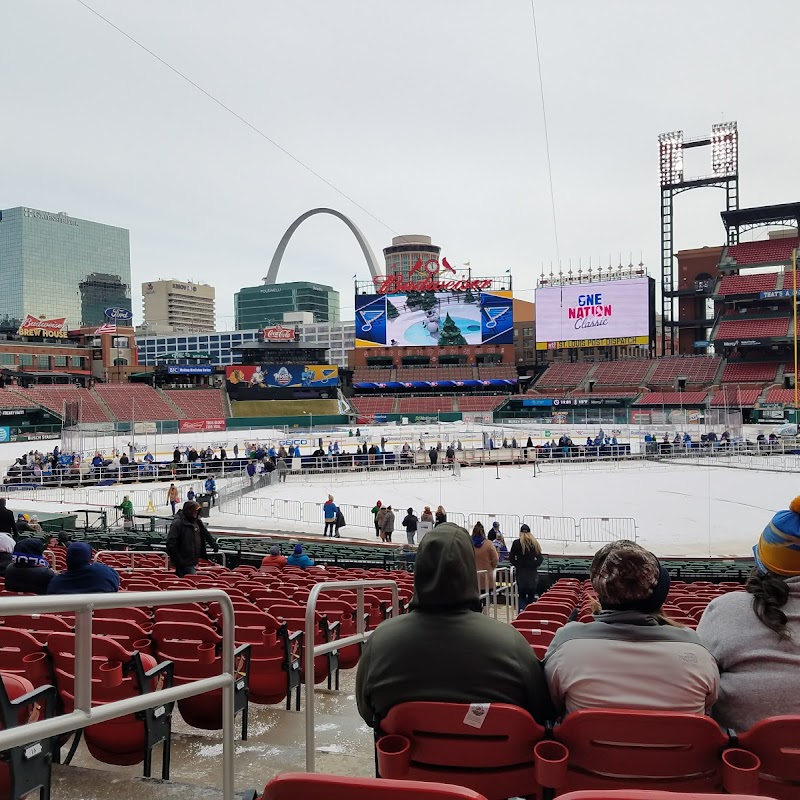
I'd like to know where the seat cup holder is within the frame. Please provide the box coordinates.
[197,642,216,665]
[133,638,152,655]
[99,660,123,688]
[534,739,569,788]
[376,734,411,779]
[722,747,761,794]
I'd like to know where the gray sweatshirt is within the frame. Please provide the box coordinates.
[696,577,800,732]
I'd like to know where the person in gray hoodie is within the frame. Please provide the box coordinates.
[697,498,800,731]
[545,540,718,718]
[356,522,551,728]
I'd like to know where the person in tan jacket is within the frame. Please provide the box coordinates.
[471,521,498,592]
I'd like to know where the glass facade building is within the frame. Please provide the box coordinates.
[0,206,131,329]
[234,281,340,330]
[135,329,260,366]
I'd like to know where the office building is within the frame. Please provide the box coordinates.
[141,280,216,334]
[234,280,340,330]
[135,329,260,367]
[295,320,355,368]
[383,234,441,280]
[0,206,131,328]
[79,273,130,326]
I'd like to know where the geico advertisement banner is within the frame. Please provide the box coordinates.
[535,278,650,349]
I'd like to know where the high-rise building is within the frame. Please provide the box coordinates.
[383,234,441,280]
[141,280,216,334]
[234,281,340,330]
[0,206,131,328]
[79,273,130,326]
[135,329,260,366]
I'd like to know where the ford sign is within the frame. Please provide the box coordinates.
[104,307,133,321]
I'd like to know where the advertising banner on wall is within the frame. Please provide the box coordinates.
[17,315,68,339]
[535,278,653,350]
[225,364,339,401]
[356,290,513,347]
[167,365,213,375]
[179,419,226,433]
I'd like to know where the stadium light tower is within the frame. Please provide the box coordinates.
[658,122,739,355]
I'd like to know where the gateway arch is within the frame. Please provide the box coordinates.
[265,208,381,284]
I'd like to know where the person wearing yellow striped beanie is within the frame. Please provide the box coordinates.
[697,497,800,731]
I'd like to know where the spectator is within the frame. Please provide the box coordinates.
[167,484,180,515]
[334,506,345,538]
[371,501,383,538]
[166,501,219,578]
[205,476,218,506]
[697,498,800,731]
[0,498,18,539]
[114,496,134,529]
[375,503,387,540]
[0,532,15,574]
[381,505,395,543]
[402,507,418,546]
[16,514,36,534]
[472,522,498,595]
[261,545,287,569]
[434,505,447,526]
[508,524,543,610]
[323,495,338,537]
[233,443,239,458]
[420,506,434,524]
[428,446,438,467]
[277,457,289,482]
[287,544,314,569]
[246,461,256,484]
[487,526,509,563]
[187,488,196,503]
[47,542,120,595]
[173,447,181,464]
[4,538,54,594]
[356,522,552,727]
[544,540,718,718]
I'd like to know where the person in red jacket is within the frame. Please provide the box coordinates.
[261,545,287,569]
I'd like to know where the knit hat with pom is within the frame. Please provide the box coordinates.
[754,497,800,577]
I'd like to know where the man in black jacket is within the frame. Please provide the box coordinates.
[356,523,552,728]
[166,501,219,577]
[0,498,18,539]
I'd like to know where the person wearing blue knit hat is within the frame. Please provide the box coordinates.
[286,543,314,569]
[46,542,120,595]
[698,496,800,731]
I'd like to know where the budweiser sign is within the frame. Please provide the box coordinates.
[374,276,493,295]
[179,419,226,433]
[17,315,68,339]
[263,325,296,342]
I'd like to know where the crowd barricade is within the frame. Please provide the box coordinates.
[468,513,520,536]
[301,502,321,526]
[337,504,375,530]
[522,515,578,542]
[577,517,638,543]
[239,496,273,518]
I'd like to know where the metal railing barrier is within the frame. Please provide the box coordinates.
[476,569,494,617]
[0,589,238,800]
[493,566,517,622]
[304,579,399,772]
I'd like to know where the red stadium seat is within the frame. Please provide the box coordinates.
[736,715,800,800]
[377,702,545,800]
[261,772,489,800]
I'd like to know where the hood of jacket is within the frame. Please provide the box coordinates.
[409,522,481,613]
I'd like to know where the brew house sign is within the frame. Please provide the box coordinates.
[373,256,492,295]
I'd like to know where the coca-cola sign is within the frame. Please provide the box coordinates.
[263,325,296,342]
[17,314,68,339]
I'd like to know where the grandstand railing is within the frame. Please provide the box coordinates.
[304,580,399,772]
[94,549,228,570]
[493,566,517,621]
[0,589,238,800]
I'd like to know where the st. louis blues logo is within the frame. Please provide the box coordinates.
[482,306,510,329]
[358,307,385,332]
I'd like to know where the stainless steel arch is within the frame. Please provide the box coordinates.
[265,208,381,284]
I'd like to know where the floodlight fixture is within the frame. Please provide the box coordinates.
[658,130,684,186]
[711,121,738,177]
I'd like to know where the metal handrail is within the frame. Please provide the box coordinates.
[94,549,228,570]
[304,579,399,772]
[476,569,494,616]
[493,565,517,622]
[0,589,237,800]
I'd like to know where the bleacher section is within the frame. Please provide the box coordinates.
[648,356,722,386]
[17,386,111,423]
[396,367,473,382]
[353,368,392,383]
[396,397,457,413]
[633,391,709,405]
[725,236,799,266]
[717,272,779,295]
[0,390,37,410]
[715,317,790,339]
[721,361,780,384]
[457,396,507,412]
[765,387,798,404]
[476,365,516,380]
[163,389,225,419]
[95,384,179,421]
[534,363,593,390]
[588,360,652,388]
[709,386,764,407]
[351,396,397,415]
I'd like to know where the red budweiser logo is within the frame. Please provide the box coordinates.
[374,276,493,295]
[18,315,66,331]
[263,325,296,342]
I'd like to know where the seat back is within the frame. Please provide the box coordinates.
[379,702,544,800]
[738,715,800,799]
[262,772,488,800]
[551,709,730,792]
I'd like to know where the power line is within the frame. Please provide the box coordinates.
[72,0,403,239]
[530,0,560,263]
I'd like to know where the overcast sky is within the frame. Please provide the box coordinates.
[3,0,800,327]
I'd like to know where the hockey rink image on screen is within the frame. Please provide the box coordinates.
[534,277,655,350]
[355,289,514,347]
